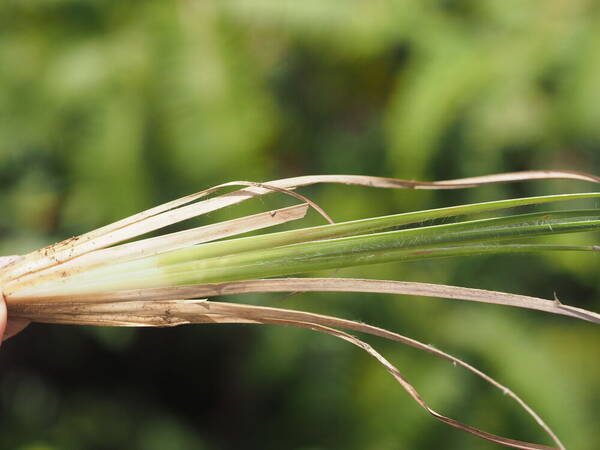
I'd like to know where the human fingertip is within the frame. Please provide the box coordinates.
[4,319,30,341]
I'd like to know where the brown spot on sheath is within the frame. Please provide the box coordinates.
[270,210,277,217]
[61,271,67,278]
[162,308,173,325]
[411,250,433,256]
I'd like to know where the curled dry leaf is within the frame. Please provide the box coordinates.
[11,299,562,449]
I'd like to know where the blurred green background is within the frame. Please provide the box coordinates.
[1,1,599,449]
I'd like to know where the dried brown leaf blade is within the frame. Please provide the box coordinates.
[11,277,595,324]
[11,299,561,449]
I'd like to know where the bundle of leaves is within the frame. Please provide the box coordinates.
[4,170,600,450]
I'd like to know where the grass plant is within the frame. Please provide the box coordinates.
[4,170,600,449]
